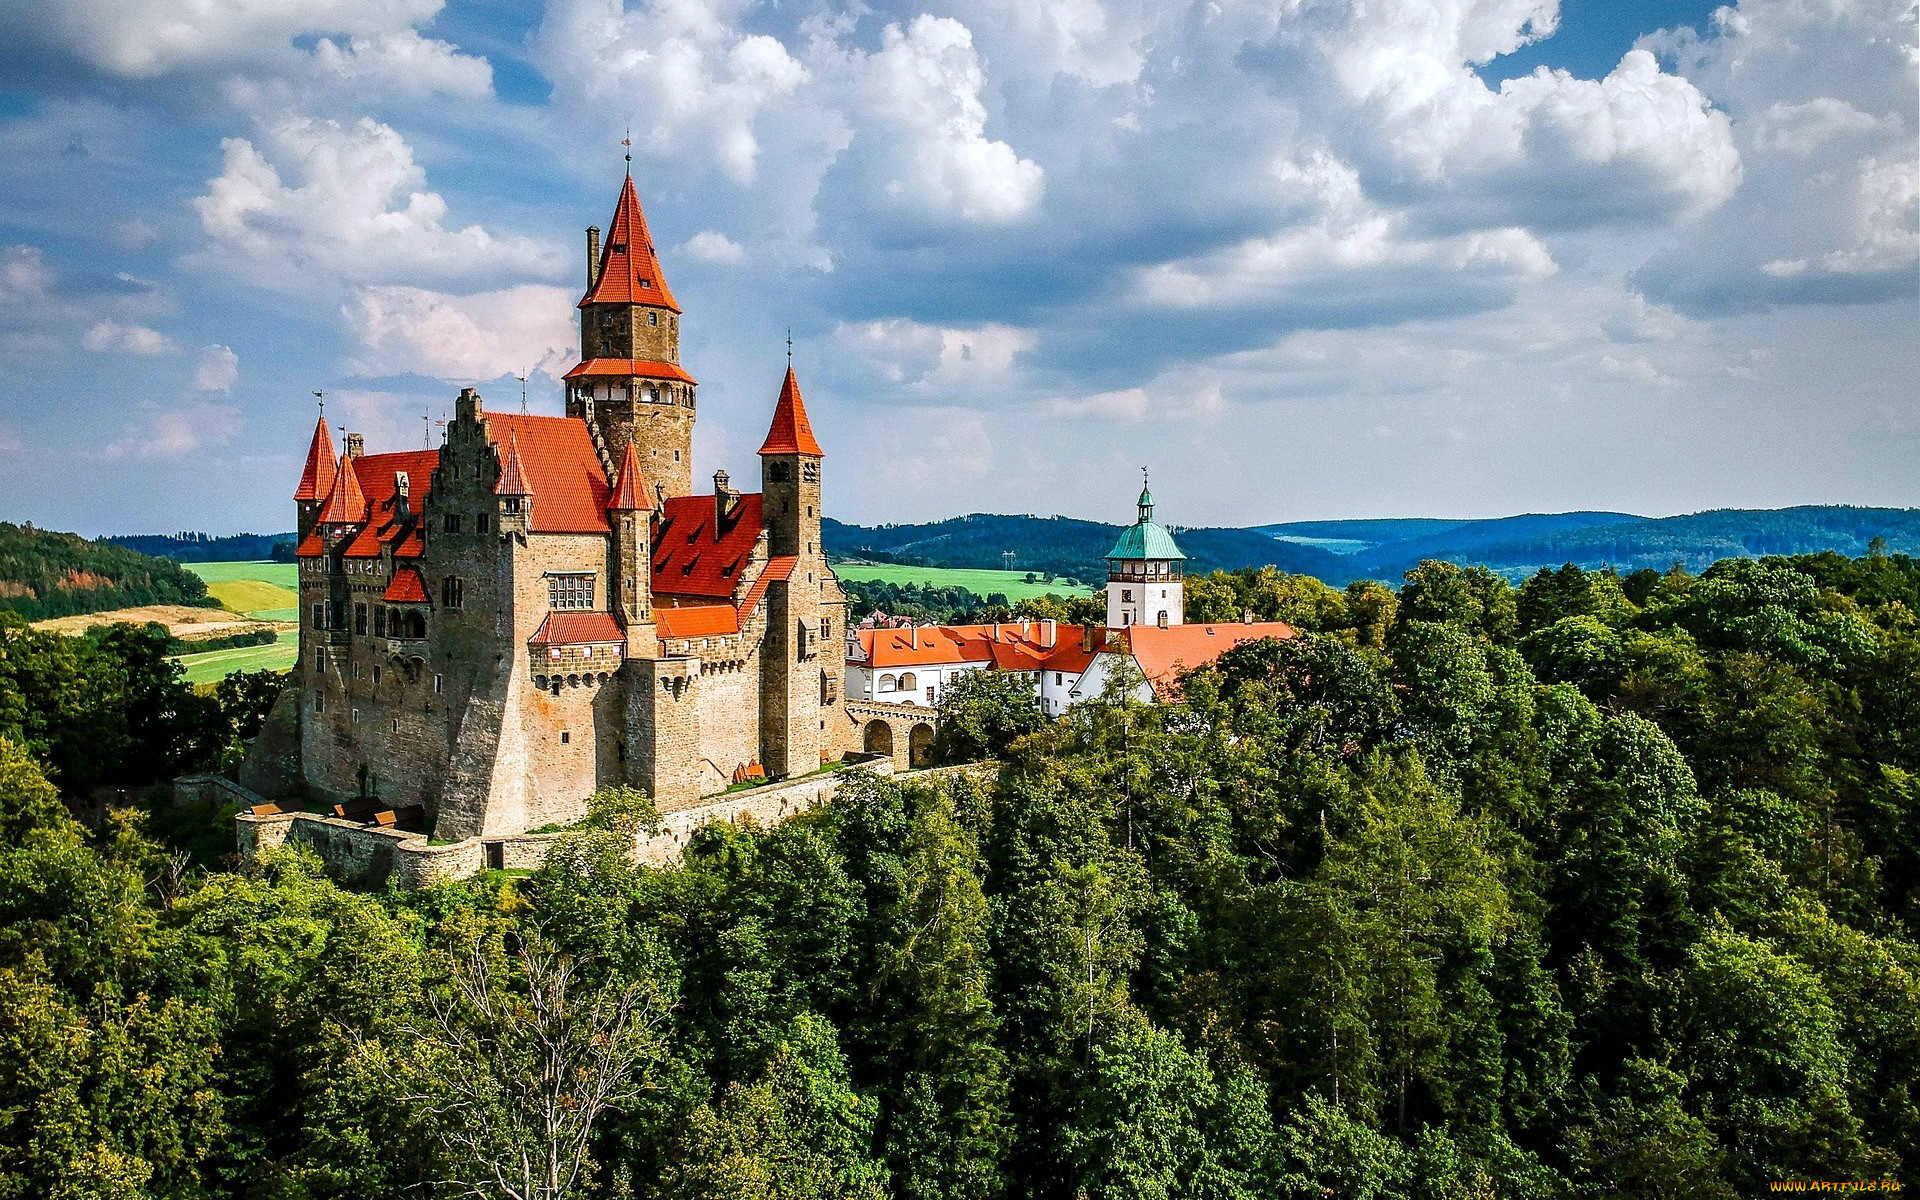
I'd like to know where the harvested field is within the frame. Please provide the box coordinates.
[33,604,269,639]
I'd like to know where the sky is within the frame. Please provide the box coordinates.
[0,0,1913,536]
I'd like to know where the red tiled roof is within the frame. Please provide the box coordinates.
[1040,640,1099,674]
[608,441,652,511]
[482,413,611,534]
[657,605,740,638]
[1125,621,1298,696]
[529,611,625,645]
[383,566,430,603]
[652,492,763,599]
[316,453,367,526]
[342,450,440,558]
[562,358,696,384]
[495,434,532,496]
[294,416,336,502]
[757,366,824,457]
[735,555,795,621]
[579,176,680,312]
[855,621,1088,669]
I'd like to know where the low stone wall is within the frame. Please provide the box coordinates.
[174,773,264,810]
[236,754,906,887]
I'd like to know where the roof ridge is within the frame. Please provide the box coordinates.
[294,416,337,502]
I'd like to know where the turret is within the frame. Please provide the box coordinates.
[608,441,655,651]
[494,433,532,537]
[757,365,824,560]
[293,415,337,541]
[1104,469,1186,628]
[565,175,696,496]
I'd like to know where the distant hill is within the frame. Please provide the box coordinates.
[830,505,1920,585]
[0,522,218,620]
[824,514,1351,584]
[107,531,297,563]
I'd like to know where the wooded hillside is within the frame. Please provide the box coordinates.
[0,521,216,620]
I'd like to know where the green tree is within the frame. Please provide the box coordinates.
[933,667,1045,764]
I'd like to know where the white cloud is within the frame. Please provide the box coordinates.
[309,29,493,98]
[1046,386,1149,421]
[194,344,240,391]
[344,284,578,381]
[859,16,1045,223]
[194,116,563,289]
[1755,97,1896,155]
[0,245,53,302]
[866,405,994,486]
[534,0,809,185]
[1813,156,1919,276]
[104,402,243,459]
[83,320,176,354]
[837,317,1035,389]
[23,0,445,77]
[682,230,745,264]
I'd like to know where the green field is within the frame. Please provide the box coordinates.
[178,561,300,681]
[175,628,299,684]
[186,561,300,621]
[831,562,1092,602]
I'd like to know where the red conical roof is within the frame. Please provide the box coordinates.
[294,416,337,502]
[757,365,824,457]
[579,175,680,313]
[316,453,367,525]
[608,440,652,511]
[494,434,532,496]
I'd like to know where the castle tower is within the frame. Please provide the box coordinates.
[1104,470,1186,628]
[565,174,697,497]
[608,440,659,659]
[758,364,836,777]
[293,415,336,542]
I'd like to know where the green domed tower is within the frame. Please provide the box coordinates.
[1104,469,1187,628]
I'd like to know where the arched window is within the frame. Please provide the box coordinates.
[878,674,898,693]
[899,672,918,691]
[407,612,426,638]
[441,575,465,609]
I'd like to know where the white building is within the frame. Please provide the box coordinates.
[843,473,1301,719]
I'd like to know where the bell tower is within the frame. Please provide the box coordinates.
[1104,469,1187,628]
[565,170,697,498]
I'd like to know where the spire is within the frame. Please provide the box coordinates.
[293,415,337,502]
[579,175,680,312]
[316,453,366,525]
[757,364,824,457]
[494,434,532,497]
[1138,467,1154,522]
[608,440,652,510]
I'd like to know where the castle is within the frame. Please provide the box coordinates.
[258,174,850,840]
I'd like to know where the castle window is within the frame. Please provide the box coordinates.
[476,513,491,534]
[802,462,819,482]
[504,497,521,515]
[548,573,595,610]
[649,312,658,326]
[313,693,323,714]
[373,664,381,685]
[879,674,897,693]
[375,607,387,637]
[1122,589,1133,602]
[391,718,400,733]
[560,730,571,744]
[442,576,465,609]
[434,674,443,694]
[314,649,326,672]
[354,603,367,635]
[312,603,325,630]
[443,513,463,534]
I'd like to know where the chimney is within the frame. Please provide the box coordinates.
[1042,618,1056,647]
[456,386,481,423]
[346,433,364,459]
[714,469,733,525]
[394,471,411,518]
[1082,625,1096,653]
[586,226,601,288]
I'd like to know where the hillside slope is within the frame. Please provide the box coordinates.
[0,522,216,620]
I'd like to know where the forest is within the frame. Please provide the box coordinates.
[0,523,218,620]
[2,549,1918,1197]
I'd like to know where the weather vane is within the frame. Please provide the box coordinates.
[518,373,529,414]
[786,328,793,365]
[313,390,325,419]
[622,127,632,175]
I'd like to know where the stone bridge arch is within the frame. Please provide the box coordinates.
[845,701,939,771]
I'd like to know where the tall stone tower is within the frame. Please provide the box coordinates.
[758,365,840,776]
[1104,470,1187,628]
[566,174,696,498]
